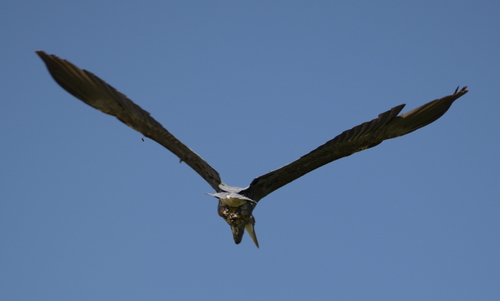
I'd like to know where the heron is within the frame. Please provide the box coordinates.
[36,51,468,248]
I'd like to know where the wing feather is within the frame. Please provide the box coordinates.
[36,51,222,192]
[242,87,468,201]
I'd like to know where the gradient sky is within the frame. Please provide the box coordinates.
[2,1,499,300]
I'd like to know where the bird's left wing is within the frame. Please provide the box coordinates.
[36,51,222,192]
[241,87,468,201]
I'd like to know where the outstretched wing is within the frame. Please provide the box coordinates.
[242,87,468,201]
[36,51,222,192]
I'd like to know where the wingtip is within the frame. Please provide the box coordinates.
[35,50,48,58]
[455,86,468,95]
[35,51,57,67]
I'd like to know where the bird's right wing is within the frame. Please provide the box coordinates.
[36,51,222,192]
[242,87,468,201]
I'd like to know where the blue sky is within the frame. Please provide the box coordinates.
[1,1,499,300]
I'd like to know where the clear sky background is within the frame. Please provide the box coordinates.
[1,1,499,300]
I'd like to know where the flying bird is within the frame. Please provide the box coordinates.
[36,51,468,248]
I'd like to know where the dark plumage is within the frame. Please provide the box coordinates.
[36,51,468,247]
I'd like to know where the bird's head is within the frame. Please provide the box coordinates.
[216,198,259,248]
[207,186,259,248]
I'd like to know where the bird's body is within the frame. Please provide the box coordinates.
[36,51,468,247]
